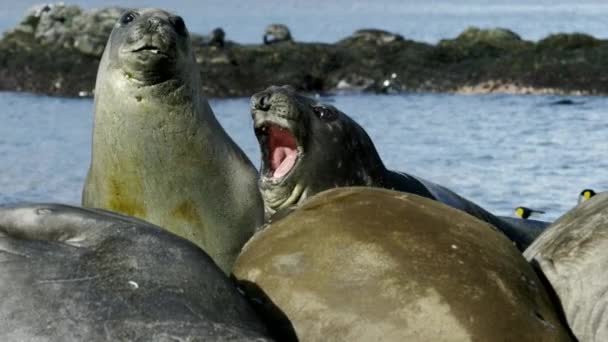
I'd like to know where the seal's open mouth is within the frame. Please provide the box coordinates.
[131,45,170,57]
[255,124,300,181]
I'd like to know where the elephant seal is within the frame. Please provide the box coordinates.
[524,192,608,342]
[351,28,404,44]
[82,8,264,273]
[233,187,573,341]
[0,203,271,341]
[250,85,544,250]
[263,24,292,45]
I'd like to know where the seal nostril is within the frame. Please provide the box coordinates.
[146,17,162,31]
[255,93,272,111]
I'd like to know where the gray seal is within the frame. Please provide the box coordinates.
[0,203,271,341]
[263,24,292,45]
[350,28,404,44]
[233,187,573,341]
[82,8,264,273]
[524,192,608,341]
[250,85,546,250]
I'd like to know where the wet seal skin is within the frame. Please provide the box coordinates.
[525,192,608,342]
[250,85,547,250]
[233,187,574,342]
[0,203,272,342]
[82,8,264,273]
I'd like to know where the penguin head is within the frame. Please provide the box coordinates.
[515,206,545,219]
[578,189,597,204]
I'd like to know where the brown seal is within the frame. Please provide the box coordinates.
[233,187,573,341]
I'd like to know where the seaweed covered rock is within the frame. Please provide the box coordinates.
[5,3,123,56]
[537,33,601,51]
[438,26,530,59]
[3,3,608,97]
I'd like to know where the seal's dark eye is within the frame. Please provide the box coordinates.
[171,16,187,36]
[120,12,137,25]
[312,106,337,121]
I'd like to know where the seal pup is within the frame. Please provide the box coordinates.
[0,203,271,341]
[82,8,264,273]
[233,187,573,341]
[250,85,545,250]
[525,192,608,341]
[263,24,292,45]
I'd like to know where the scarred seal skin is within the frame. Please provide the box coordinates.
[0,203,272,341]
[250,85,546,250]
[525,192,608,342]
[233,187,574,342]
[82,8,264,273]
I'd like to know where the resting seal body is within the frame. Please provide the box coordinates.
[0,203,271,341]
[82,8,263,273]
[263,24,292,45]
[350,28,404,44]
[233,187,573,341]
[250,85,545,250]
[524,192,608,342]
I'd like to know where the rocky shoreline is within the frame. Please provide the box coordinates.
[1,3,607,98]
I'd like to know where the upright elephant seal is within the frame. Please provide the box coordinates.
[233,187,573,341]
[82,8,264,273]
[250,85,545,250]
[524,192,608,342]
[0,203,271,341]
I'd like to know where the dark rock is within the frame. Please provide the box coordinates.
[537,33,600,51]
[2,4,608,97]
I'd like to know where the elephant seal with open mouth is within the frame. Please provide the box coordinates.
[250,85,546,250]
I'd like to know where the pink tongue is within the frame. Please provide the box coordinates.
[272,146,297,178]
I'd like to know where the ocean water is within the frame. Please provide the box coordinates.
[1,91,606,221]
[0,1,607,221]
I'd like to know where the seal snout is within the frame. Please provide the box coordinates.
[251,92,272,111]
[251,87,305,185]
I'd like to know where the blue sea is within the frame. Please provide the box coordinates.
[1,1,607,221]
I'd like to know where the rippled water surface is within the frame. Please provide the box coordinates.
[1,92,606,221]
[1,1,607,221]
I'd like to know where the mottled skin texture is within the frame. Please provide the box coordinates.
[233,187,573,342]
[251,85,546,250]
[0,203,271,341]
[525,192,608,342]
[82,8,263,273]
